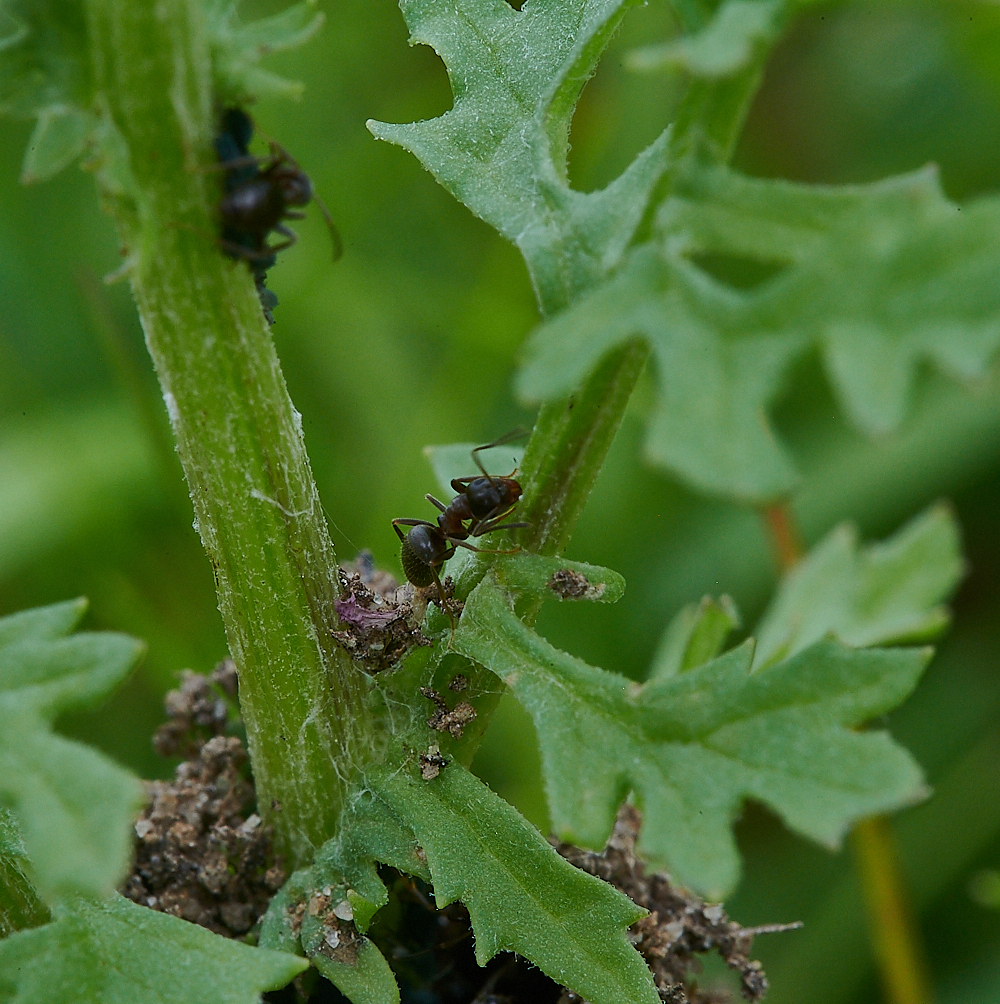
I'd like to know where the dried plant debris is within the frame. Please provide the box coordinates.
[420,686,478,738]
[153,659,239,758]
[554,806,800,1003]
[547,568,606,601]
[419,744,449,780]
[286,886,365,966]
[122,735,286,937]
[334,552,431,673]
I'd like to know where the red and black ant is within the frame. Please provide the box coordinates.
[209,108,341,321]
[393,432,529,629]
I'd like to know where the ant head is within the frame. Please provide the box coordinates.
[275,166,313,207]
[465,476,522,517]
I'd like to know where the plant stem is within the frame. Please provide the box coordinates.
[760,502,934,1004]
[853,817,935,1004]
[85,0,370,869]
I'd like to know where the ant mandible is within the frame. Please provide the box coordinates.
[211,108,341,319]
[392,431,530,630]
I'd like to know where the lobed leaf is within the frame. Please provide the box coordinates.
[0,894,307,1003]
[0,1,323,184]
[648,593,741,682]
[205,0,325,103]
[368,0,671,311]
[628,0,786,78]
[0,808,48,938]
[259,858,399,1004]
[288,751,657,1004]
[0,600,145,903]
[365,755,658,1004]
[519,166,1000,501]
[752,503,963,670]
[455,574,931,897]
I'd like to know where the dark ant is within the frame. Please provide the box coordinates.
[212,108,341,323]
[392,432,530,631]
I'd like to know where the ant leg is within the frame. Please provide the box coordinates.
[449,539,521,556]
[393,518,437,528]
[272,224,299,249]
[425,494,448,514]
[428,565,457,641]
[171,220,273,263]
[473,519,531,537]
[284,211,307,220]
[195,154,268,174]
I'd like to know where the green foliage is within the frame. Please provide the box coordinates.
[262,751,657,1004]
[0,0,322,184]
[648,594,741,682]
[0,894,307,1003]
[753,503,963,669]
[368,0,671,312]
[205,0,325,103]
[365,757,657,1004]
[455,546,944,897]
[629,0,787,77]
[0,599,145,903]
[0,810,48,938]
[259,858,399,1004]
[519,164,1000,501]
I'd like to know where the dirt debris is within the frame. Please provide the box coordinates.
[122,734,285,937]
[547,568,606,601]
[152,659,239,758]
[420,686,478,738]
[554,805,799,1002]
[333,552,432,673]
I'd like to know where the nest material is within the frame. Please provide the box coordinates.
[554,806,798,1002]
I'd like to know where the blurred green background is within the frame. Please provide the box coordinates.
[2,0,1000,1000]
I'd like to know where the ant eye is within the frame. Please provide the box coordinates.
[282,174,312,206]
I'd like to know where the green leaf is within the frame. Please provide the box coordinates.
[259,860,399,1004]
[368,0,671,312]
[494,553,626,604]
[0,894,307,1003]
[20,102,94,182]
[628,0,785,78]
[0,2,90,119]
[365,755,658,1004]
[518,166,1000,501]
[0,808,48,938]
[455,574,930,897]
[0,1,324,184]
[648,593,741,682]
[753,503,963,670]
[291,754,656,1004]
[0,600,146,902]
[205,0,325,103]
[311,943,399,1004]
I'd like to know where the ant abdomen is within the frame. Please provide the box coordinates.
[399,524,443,589]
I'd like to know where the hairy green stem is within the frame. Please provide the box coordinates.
[85,0,370,868]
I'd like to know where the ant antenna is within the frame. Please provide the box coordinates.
[470,427,529,482]
[257,132,343,262]
[312,191,343,262]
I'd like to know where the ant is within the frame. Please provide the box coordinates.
[211,108,341,322]
[392,432,530,631]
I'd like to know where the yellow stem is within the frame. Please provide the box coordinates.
[852,817,935,1004]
